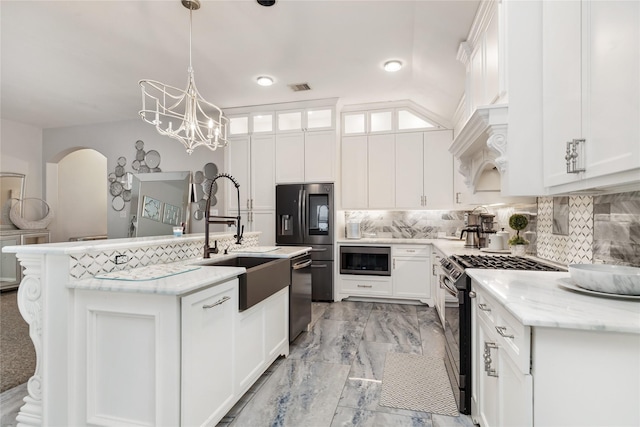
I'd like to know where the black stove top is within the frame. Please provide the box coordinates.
[451,254,563,271]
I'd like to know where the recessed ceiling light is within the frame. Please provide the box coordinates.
[257,76,274,86]
[384,60,403,72]
[257,0,276,6]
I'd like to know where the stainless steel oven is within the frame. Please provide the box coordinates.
[339,246,391,276]
[439,254,564,415]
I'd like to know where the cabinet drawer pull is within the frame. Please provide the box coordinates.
[478,303,491,312]
[203,296,231,309]
[495,326,514,339]
[357,284,373,288]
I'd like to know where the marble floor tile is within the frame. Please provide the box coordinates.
[338,378,433,420]
[372,302,419,316]
[311,302,330,327]
[348,340,393,381]
[417,307,447,358]
[231,359,350,427]
[322,302,372,322]
[288,318,365,364]
[331,406,432,427]
[362,311,422,354]
[431,414,477,427]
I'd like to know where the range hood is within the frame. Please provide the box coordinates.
[450,104,508,192]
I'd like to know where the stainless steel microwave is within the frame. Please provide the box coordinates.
[339,246,391,276]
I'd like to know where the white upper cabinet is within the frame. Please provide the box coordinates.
[274,132,306,183]
[542,0,640,192]
[228,113,274,136]
[225,133,275,212]
[423,131,454,208]
[368,133,396,208]
[341,135,368,209]
[395,132,424,209]
[277,107,334,132]
[225,133,276,245]
[343,112,366,135]
[340,103,453,210]
[275,107,336,183]
[395,131,454,209]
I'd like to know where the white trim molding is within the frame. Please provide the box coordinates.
[15,253,44,427]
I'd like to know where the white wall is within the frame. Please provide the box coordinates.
[53,149,108,242]
[43,119,225,238]
[1,119,44,200]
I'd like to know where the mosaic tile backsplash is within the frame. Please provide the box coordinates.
[69,233,260,280]
[536,191,639,267]
[346,190,639,268]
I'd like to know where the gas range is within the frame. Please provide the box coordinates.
[440,254,563,289]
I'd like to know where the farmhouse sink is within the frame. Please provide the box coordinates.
[203,256,290,311]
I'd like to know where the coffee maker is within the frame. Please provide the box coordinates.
[460,212,481,248]
[478,214,497,248]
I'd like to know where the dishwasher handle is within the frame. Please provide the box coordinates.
[293,259,312,270]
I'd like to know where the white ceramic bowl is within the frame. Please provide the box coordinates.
[568,264,640,295]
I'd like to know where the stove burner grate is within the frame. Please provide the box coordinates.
[452,255,563,271]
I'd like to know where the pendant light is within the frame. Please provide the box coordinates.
[138,0,228,154]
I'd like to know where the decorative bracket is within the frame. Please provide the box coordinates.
[450,105,509,191]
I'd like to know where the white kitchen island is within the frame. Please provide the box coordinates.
[3,232,309,427]
[467,269,640,427]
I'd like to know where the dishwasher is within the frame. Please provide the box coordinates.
[289,253,312,342]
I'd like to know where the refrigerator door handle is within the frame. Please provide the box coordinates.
[301,188,307,239]
[297,188,304,238]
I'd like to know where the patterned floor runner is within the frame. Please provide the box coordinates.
[380,352,459,416]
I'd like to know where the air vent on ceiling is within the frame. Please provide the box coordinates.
[288,83,311,92]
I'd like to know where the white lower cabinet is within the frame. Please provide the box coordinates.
[339,275,393,298]
[472,282,639,427]
[235,287,288,393]
[431,247,446,328]
[472,285,532,427]
[182,281,237,427]
[392,245,431,304]
[474,310,532,427]
[73,278,289,427]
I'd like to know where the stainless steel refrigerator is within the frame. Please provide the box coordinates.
[276,183,334,301]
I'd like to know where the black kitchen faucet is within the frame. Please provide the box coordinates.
[204,173,243,258]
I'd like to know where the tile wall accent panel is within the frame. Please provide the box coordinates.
[593,191,640,267]
[536,196,593,265]
[69,234,260,280]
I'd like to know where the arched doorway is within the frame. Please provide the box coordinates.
[45,148,107,242]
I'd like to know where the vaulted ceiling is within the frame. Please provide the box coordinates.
[1,0,479,130]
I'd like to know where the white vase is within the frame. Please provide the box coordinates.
[510,245,527,256]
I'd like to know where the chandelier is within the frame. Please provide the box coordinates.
[139,0,228,155]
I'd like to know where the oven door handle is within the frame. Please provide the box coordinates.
[440,276,458,298]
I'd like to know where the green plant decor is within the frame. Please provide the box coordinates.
[508,213,530,246]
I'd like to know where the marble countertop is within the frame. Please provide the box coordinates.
[68,246,311,295]
[2,231,261,255]
[467,269,640,334]
[337,237,507,257]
